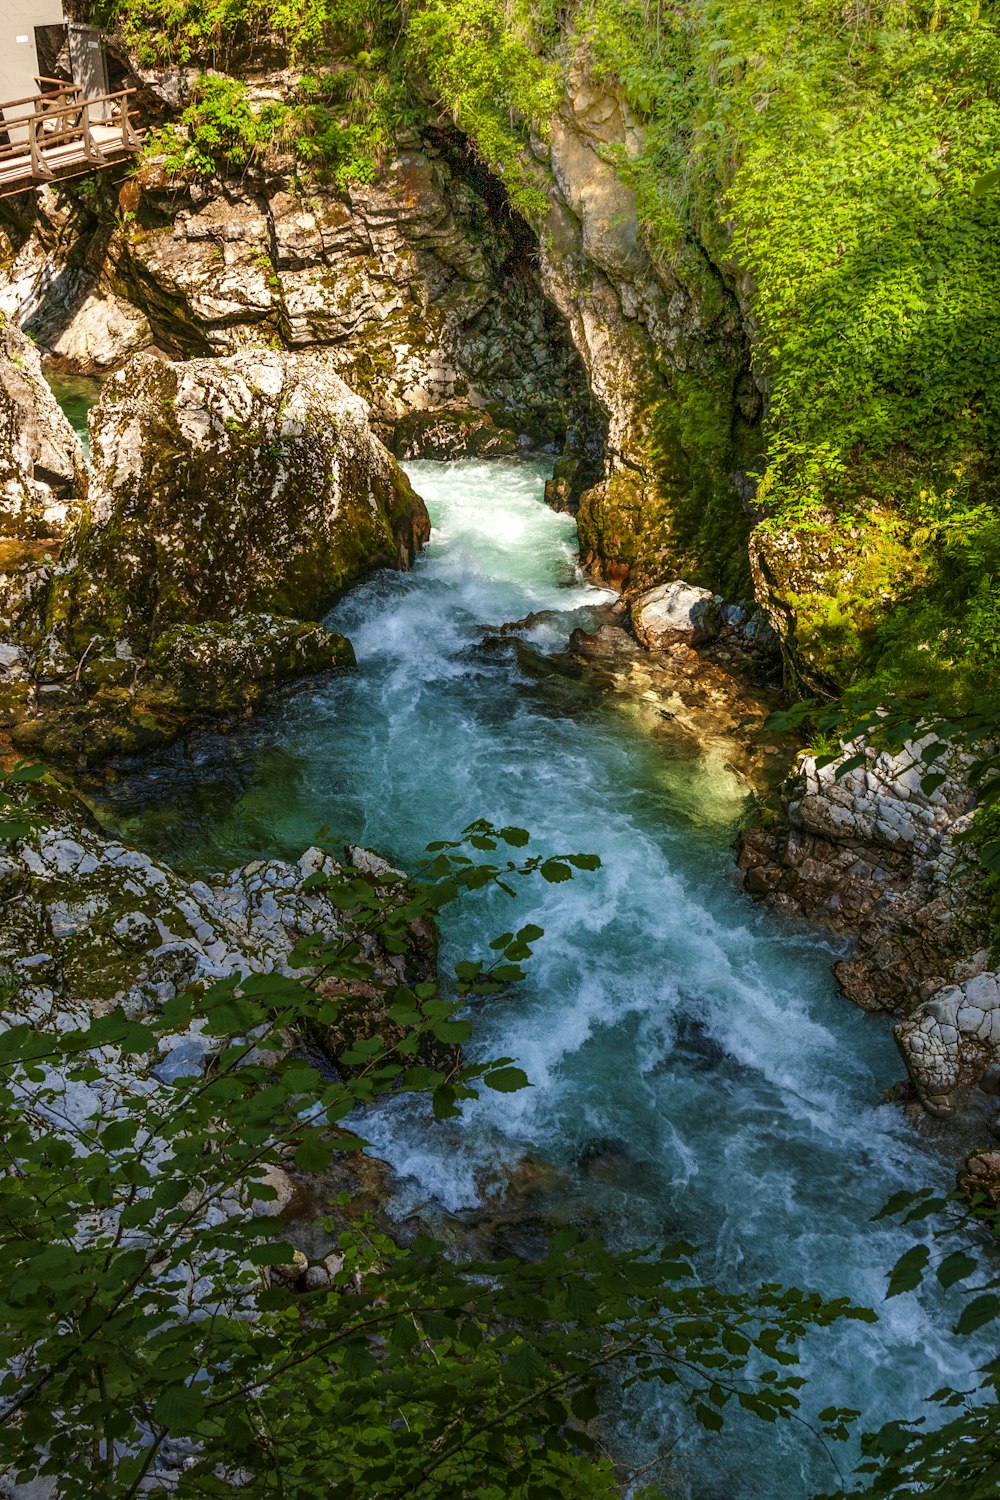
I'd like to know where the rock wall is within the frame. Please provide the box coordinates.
[737,736,997,1111]
[526,61,760,594]
[0,125,601,469]
[0,51,756,582]
[0,319,88,542]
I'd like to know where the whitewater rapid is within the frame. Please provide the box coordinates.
[91,457,983,1498]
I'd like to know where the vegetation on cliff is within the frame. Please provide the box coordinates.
[90,0,1000,719]
[11,0,1000,1491]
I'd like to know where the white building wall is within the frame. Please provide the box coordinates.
[0,0,66,116]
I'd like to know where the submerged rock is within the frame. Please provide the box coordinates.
[0,318,87,540]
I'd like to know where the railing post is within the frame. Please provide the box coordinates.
[80,101,106,165]
[28,115,53,180]
[120,93,140,150]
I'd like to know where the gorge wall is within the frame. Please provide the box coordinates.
[0,0,998,1115]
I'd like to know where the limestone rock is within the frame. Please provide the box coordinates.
[45,290,152,372]
[958,1148,1000,1210]
[8,348,427,760]
[392,408,520,460]
[738,732,992,1108]
[0,811,432,1032]
[0,319,87,540]
[896,969,1000,1114]
[60,347,429,640]
[629,580,722,650]
[13,615,355,765]
[5,143,597,464]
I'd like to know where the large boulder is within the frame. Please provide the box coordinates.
[10,348,430,761]
[629,579,722,650]
[0,318,87,540]
[57,347,430,645]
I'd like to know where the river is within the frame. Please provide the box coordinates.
[59,424,983,1496]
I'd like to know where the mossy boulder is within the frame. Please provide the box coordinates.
[55,348,430,649]
[0,319,87,541]
[14,617,355,766]
[391,408,520,460]
[11,348,429,762]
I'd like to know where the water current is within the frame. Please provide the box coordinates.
[63,434,985,1497]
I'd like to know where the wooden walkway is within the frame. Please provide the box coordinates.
[0,83,142,197]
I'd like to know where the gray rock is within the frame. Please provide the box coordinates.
[629,580,722,650]
[0,319,87,540]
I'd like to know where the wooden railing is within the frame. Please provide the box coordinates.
[0,86,141,184]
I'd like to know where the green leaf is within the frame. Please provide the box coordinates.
[153,1385,206,1433]
[872,1189,924,1222]
[886,1244,930,1297]
[505,1344,546,1385]
[695,1401,724,1432]
[936,1251,977,1290]
[294,1133,335,1173]
[249,1242,298,1267]
[540,859,572,883]
[972,167,1000,196]
[483,1065,529,1093]
[955,1294,1000,1335]
[566,853,601,871]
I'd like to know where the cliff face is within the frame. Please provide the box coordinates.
[0,53,755,589]
[1,6,997,1109]
[0,119,602,469]
[528,61,759,596]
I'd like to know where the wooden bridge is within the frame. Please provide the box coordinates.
[0,80,142,197]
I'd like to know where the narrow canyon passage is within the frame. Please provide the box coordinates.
[83,455,982,1497]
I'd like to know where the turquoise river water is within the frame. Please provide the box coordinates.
[72,450,987,1497]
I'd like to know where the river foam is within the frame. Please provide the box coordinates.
[92,457,986,1498]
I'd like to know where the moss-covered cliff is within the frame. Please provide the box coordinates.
[5,0,1000,734]
[49,1,993,723]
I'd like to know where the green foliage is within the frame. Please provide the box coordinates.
[97,0,410,184]
[816,1187,1000,1499]
[161,73,286,176]
[0,775,866,1496]
[0,759,48,842]
[570,0,1000,693]
[403,0,561,218]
